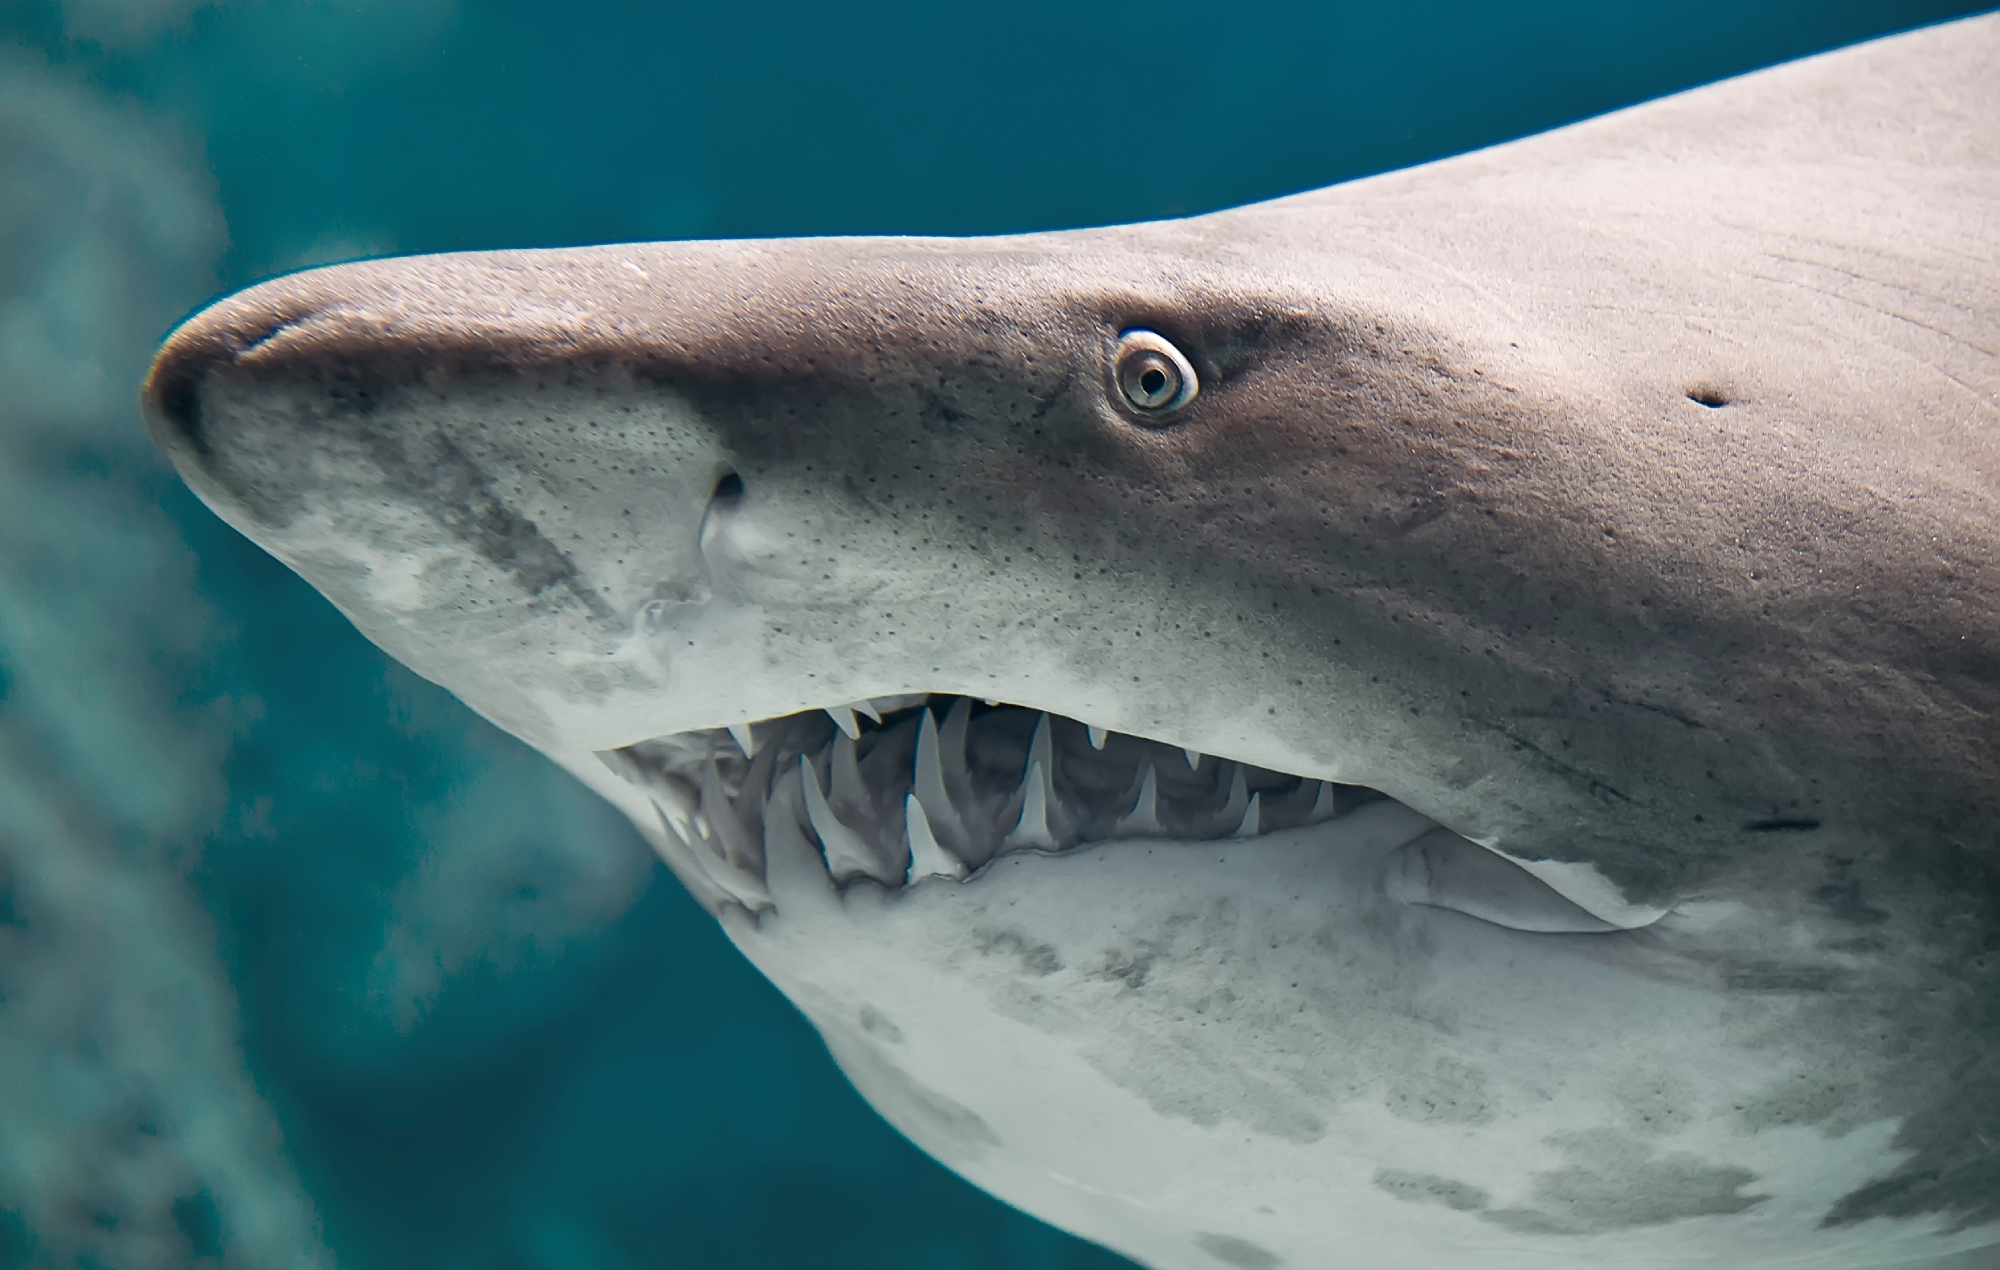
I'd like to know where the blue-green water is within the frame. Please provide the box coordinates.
[0,2,1987,1266]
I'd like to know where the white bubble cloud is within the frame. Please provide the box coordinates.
[0,51,329,1269]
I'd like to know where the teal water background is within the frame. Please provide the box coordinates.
[0,2,1989,1267]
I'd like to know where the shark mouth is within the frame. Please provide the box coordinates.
[597,694,1385,912]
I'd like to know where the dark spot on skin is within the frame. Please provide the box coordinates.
[1479,1132,1767,1234]
[1373,1168,1492,1212]
[375,431,613,621]
[1737,1071,1866,1135]
[858,1005,904,1043]
[823,1030,1001,1167]
[1720,962,1849,993]
[1096,947,1156,990]
[974,928,1063,976]
[1384,1056,1496,1125]
[1814,856,1892,926]
[1725,841,2000,1234]
[1744,818,1821,832]
[1195,1233,1283,1270]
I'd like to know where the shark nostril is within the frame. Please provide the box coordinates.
[695,470,747,577]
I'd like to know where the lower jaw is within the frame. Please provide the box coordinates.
[588,699,1966,1269]
[715,793,1931,1270]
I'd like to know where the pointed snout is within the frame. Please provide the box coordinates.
[144,254,499,522]
[144,248,689,513]
[133,237,1147,751]
[144,266,320,487]
[138,246,847,747]
[140,234,1116,523]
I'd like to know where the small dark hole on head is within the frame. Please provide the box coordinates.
[1687,387,1730,409]
[712,471,744,504]
[1743,817,1820,833]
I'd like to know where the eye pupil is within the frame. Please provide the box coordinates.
[1112,329,1199,421]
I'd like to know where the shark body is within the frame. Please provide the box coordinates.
[144,15,1999,1270]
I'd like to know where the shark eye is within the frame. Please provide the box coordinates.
[1113,329,1198,420]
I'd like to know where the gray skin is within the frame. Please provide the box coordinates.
[143,15,1998,1270]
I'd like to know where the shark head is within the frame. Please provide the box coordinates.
[143,16,2000,1270]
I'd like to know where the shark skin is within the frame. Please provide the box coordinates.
[141,14,2000,1270]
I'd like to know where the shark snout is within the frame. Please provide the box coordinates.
[141,250,788,746]
[143,273,319,481]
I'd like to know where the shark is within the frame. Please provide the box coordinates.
[140,13,1999,1270]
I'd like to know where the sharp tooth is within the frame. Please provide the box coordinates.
[913,706,972,848]
[653,802,771,912]
[1029,711,1054,773]
[699,762,764,875]
[826,704,862,738]
[1232,792,1263,838]
[1309,780,1335,822]
[852,698,882,723]
[1184,748,1202,770]
[1000,713,1063,850]
[1087,724,1107,749]
[830,731,869,812]
[726,721,757,758]
[644,775,699,844]
[1216,764,1249,829]
[869,693,928,715]
[905,794,968,883]
[655,800,695,845]
[936,696,986,855]
[938,695,973,783]
[651,803,692,852]
[982,698,1000,707]
[1001,759,1061,850]
[800,756,900,885]
[688,762,773,908]
[1116,763,1164,836]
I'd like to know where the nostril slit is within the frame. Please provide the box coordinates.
[711,471,745,505]
[1686,386,1730,409]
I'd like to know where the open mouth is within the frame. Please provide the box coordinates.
[598,695,1385,911]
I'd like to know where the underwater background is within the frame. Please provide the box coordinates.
[0,1,1990,1266]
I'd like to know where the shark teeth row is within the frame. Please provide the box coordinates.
[603,696,1372,911]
